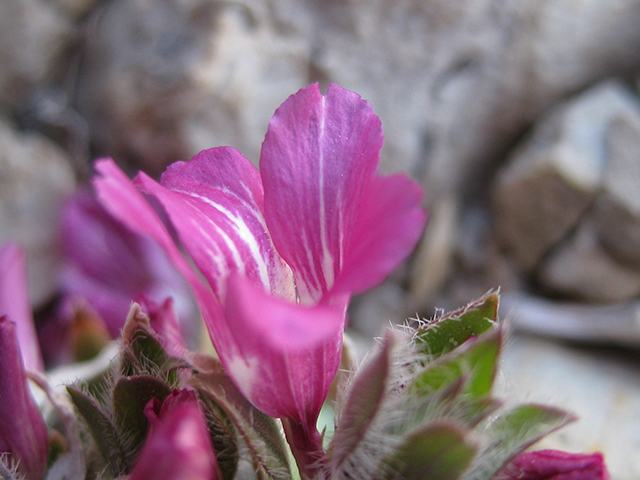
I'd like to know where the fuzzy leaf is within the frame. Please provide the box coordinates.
[381,421,477,480]
[112,376,172,452]
[415,291,499,359]
[465,404,576,480]
[191,373,292,480]
[67,385,128,475]
[120,304,188,382]
[331,331,393,471]
[198,394,240,480]
[412,329,500,400]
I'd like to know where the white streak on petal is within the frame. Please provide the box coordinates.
[226,354,261,401]
[178,190,272,293]
[318,96,336,293]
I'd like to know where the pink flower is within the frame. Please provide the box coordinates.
[129,390,218,480]
[60,189,196,339]
[93,84,425,467]
[0,317,49,480]
[497,450,610,480]
[0,243,43,372]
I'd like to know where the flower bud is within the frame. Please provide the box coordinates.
[497,450,610,480]
[129,390,218,480]
[0,317,48,480]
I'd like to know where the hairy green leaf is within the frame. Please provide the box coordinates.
[464,404,576,480]
[198,393,240,480]
[415,291,499,359]
[112,375,172,452]
[412,329,500,400]
[331,331,394,472]
[67,385,129,476]
[381,421,477,480]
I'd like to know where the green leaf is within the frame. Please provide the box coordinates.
[198,394,240,480]
[67,385,129,476]
[415,291,499,359]
[191,373,292,480]
[464,404,576,479]
[112,375,172,452]
[412,329,500,400]
[119,304,188,383]
[381,421,477,480]
[331,331,394,471]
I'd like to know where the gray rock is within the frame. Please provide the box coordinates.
[0,0,74,109]
[492,81,640,271]
[593,113,640,268]
[74,0,309,175]
[0,119,76,307]
[538,221,640,302]
[502,290,640,345]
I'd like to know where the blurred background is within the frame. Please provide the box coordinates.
[2,0,640,477]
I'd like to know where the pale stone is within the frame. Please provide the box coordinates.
[539,221,640,302]
[492,81,640,270]
[0,119,76,307]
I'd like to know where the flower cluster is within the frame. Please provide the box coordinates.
[0,84,609,480]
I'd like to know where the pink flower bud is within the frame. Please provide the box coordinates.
[0,317,48,480]
[497,449,610,480]
[129,390,218,480]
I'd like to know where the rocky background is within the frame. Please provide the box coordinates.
[3,0,640,477]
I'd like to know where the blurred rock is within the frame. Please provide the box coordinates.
[74,0,309,175]
[502,291,640,345]
[0,119,76,307]
[52,0,100,19]
[349,282,408,338]
[593,113,640,269]
[0,0,74,110]
[539,221,640,302]
[492,81,640,271]
[290,0,640,193]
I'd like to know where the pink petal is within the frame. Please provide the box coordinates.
[92,158,233,355]
[261,83,384,304]
[497,450,610,480]
[0,317,49,480]
[222,273,345,427]
[92,159,199,288]
[61,189,194,336]
[130,390,218,480]
[331,174,426,296]
[0,243,43,372]
[136,147,295,302]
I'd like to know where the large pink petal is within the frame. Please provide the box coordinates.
[136,147,294,302]
[0,243,43,372]
[222,273,345,427]
[331,174,426,296]
[261,83,383,304]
